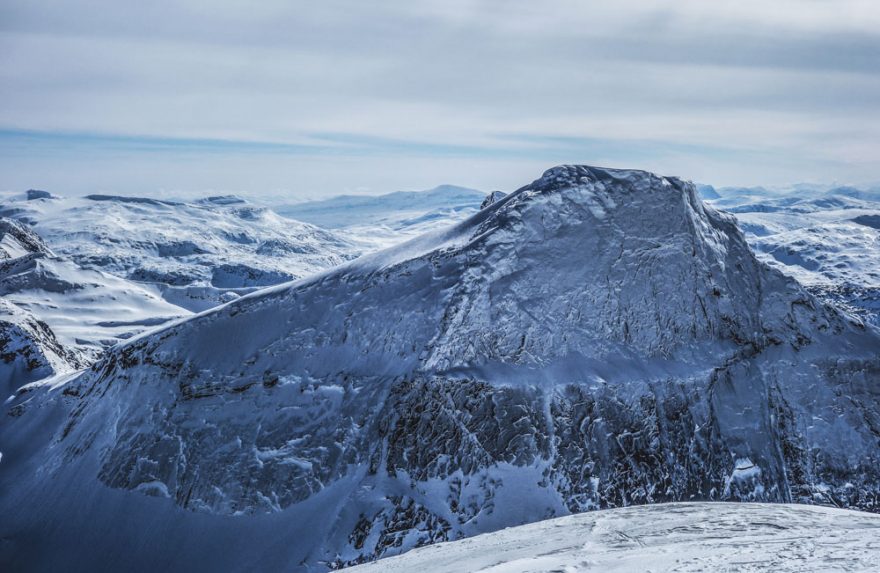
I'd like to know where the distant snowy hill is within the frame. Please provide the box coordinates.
[694,183,721,200]
[343,503,880,573]
[708,186,880,325]
[0,191,360,311]
[3,165,878,572]
[276,184,487,249]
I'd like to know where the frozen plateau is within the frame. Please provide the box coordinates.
[1,165,879,572]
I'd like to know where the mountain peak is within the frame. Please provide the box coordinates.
[470,165,700,234]
[525,164,686,195]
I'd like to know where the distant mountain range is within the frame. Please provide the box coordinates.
[276,184,486,229]
[275,185,488,250]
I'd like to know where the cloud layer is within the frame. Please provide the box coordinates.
[1,1,878,196]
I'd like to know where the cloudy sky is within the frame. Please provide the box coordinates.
[1,0,879,198]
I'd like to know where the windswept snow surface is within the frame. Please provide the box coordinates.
[2,166,879,572]
[343,503,880,573]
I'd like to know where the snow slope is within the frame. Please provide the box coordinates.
[344,502,880,573]
[2,166,879,572]
[0,191,359,311]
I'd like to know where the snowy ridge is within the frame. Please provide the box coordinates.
[0,214,187,383]
[0,218,52,259]
[2,165,879,571]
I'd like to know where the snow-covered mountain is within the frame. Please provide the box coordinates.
[0,188,367,395]
[2,166,879,572]
[343,502,880,573]
[0,191,360,311]
[276,184,487,250]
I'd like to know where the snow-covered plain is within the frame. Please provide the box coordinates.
[343,502,880,573]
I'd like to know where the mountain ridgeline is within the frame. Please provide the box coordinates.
[3,166,879,571]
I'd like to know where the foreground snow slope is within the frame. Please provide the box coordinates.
[2,166,879,571]
[344,502,880,573]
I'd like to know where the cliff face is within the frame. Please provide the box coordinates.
[1,219,86,396]
[3,166,879,571]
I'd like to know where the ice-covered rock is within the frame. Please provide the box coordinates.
[0,299,86,397]
[25,189,55,201]
[479,190,507,209]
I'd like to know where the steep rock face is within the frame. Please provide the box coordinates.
[0,220,87,396]
[0,218,52,259]
[4,166,880,570]
[0,300,86,398]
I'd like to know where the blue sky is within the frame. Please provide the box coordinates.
[1,1,879,198]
